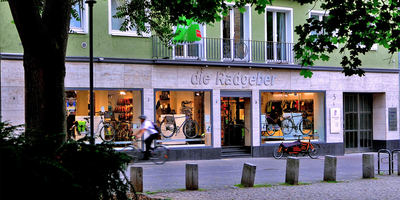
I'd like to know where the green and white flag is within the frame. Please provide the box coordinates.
[172,16,202,45]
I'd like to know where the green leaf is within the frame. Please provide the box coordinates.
[300,69,313,78]
[320,54,330,61]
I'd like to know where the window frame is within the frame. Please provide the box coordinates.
[265,6,293,63]
[70,1,88,34]
[219,4,252,61]
[108,0,151,37]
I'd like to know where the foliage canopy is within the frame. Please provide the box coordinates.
[294,0,400,77]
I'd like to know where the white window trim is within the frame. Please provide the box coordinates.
[70,1,88,34]
[310,10,378,51]
[309,10,339,48]
[264,6,294,63]
[219,4,252,61]
[265,6,293,44]
[108,0,151,37]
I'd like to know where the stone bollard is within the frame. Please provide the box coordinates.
[323,155,337,182]
[285,157,299,185]
[362,154,375,178]
[186,163,198,190]
[130,166,143,193]
[241,163,256,187]
[398,153,400,176]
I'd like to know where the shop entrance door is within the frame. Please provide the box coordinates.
[344,93,373,153]
[221,96,251,147]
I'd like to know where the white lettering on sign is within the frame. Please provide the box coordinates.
[191,71,277,87]
[191,71,211,85]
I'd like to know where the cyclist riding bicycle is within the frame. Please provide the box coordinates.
[132,114,159,160]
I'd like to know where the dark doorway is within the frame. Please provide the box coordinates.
[221,97,250,146]
[344,93,373,153]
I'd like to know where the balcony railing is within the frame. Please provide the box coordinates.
[152,36,298,64]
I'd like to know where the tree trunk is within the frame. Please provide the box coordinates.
[8,0,71,143]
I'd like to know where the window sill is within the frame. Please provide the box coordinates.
[110,31,151,37]
[69,28,87,34]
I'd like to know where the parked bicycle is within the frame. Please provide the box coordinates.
[273,134,321,159]
[263,115,280,136]
[159,113,200,138]
[281,111,313,135]
[122,138,168,165]
[69,106,116,142]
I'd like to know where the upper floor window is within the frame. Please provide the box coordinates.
[266,6,293,63]
[109,0,150,37]
[70,1,87,34]
[221,5,251,60]
[309,11,329,36]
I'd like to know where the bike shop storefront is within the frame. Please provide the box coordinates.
[259,91,325,145]
[65,88,143,143]
[220,91,252,156]
[154,89,213,148]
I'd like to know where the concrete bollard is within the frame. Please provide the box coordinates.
[398,153,400,176]
[241,163,256,187]
[130,166,143,193]
[362,154,375,178]
[285,157,299,185]
[186,163,198,190]
[323,155,337,182]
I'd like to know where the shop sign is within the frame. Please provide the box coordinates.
[191,71,277,88]
[330,108,340,134]
[388,108,397,131]
[172,16,202,45]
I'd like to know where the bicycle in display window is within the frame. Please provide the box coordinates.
[69,106,116,142]
[262,115,281,136]
[281,111,313,135]
[159,113,200,139]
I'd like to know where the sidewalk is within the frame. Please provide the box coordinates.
[128,153,399,199]
[145,175,400,199]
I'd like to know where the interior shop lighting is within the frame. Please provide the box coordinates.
[120,91,126,95]
[284,92,288,97]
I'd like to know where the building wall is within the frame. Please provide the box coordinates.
[2,59,398,152]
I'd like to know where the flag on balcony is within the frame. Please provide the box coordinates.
[172,16,202,45]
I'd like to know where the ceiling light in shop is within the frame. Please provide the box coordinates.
[120,91,126,95]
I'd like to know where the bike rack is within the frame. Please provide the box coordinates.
[378,149,392,175]
[391,149,400,174]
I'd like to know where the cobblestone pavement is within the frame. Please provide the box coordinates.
[145,175,400,200]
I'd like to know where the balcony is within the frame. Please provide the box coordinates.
[152,36,298,64]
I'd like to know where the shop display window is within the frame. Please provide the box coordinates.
[260,92,325,144]
[155,90,212,147]
[65,89,142,142]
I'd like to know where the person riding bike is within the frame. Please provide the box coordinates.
[132,114,159,160]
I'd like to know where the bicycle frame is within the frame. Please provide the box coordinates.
[284,113,304,130]
[69,110,115,141]
[171,115,191,136]
[281,111,312,135]
[273,135,321,159]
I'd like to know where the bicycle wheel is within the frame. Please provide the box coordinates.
[281,119,293,135]
[151,146,168,165]
[266,124,275,136]
[100,124,116,142]
[300,118,313,135]
[183,120,200,138]
[160,121,176,138]
[122,146,142,163]
[308,143,321,159]
[273,147,283,159]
